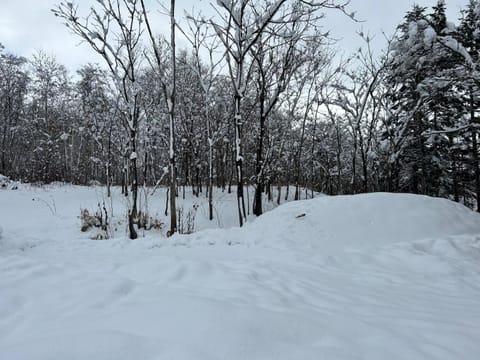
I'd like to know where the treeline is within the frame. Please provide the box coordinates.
[1,0,479,230]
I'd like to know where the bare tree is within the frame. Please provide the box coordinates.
[0,46,28,176]
[53,0,144,239]
[140,0,178,235]
[249,2,329,215]
[210,0,291,226]
[178,15,224,221]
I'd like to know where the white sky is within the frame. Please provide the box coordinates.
[0,0,470,70]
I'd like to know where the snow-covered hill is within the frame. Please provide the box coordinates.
[1,186,480,360]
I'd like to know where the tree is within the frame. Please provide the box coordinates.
[28,51,73,183]
[210,0,292,226]
[54,0,145,239]
[211,0,353,223]
[249,1,326,215]
[456,0,480,210]
[384,5,440,194]
[0,45,28,176]
[140,0,178,236]
[178,15,224,221]
[76,64,118,192]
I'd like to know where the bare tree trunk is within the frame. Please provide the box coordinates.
[450,135,459,202]
[253,111,266,216]
[195,165,200,197]
[234,92,247,226]
[208,140,214,220]
[267,180,272,202]
[106,123,112,197]
[295,107,309,201]
[168,0,177,235]
[351,137,357,195]
[130,128,138,216]
[471,92,480,212]
[128,112,138,239]
[124,156,129,197]
[1,119,8,173]
[335,127,342,195]
[165,188,169,216]
[246,183,250,216]
[361,147,368,193]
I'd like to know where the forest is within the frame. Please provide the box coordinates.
[1,0,480,237]
[3,2,480,358]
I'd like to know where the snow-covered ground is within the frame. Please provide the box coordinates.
[1,185,480,359]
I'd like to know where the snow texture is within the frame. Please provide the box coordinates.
[1,186,480,360]
[424,26,437,47]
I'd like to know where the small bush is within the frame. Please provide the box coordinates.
[80,202,110,239]
[135,211,164,231]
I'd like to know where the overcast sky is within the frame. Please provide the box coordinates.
[0,0,470,70]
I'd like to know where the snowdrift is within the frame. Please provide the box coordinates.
[243,192,480,253]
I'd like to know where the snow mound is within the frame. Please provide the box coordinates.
[246,193,480,253]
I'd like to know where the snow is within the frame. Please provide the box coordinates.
[407,22,418,47]
[244,193,480,252]
[424,26,437,47]
[445,21,456,33]
[1,186,480,359]
[440,36,474,67]
[0,174,18,190]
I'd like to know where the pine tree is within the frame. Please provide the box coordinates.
[385,5,431,193]
[456,0,480,210]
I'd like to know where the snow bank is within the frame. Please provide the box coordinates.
[244,193,480,253]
